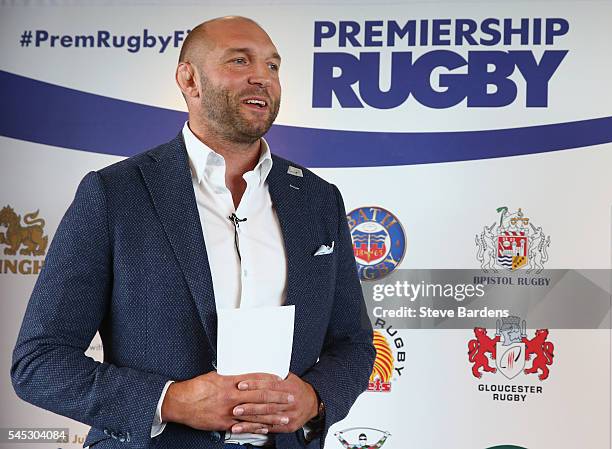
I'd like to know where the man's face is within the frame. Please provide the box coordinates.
[193,20,281,144]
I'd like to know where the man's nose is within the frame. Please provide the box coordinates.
[248,63,272,88]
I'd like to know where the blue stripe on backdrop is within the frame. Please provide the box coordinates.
[2,70,612,167]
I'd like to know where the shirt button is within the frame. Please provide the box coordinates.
[243,269,248,277]
[210,431,222,442]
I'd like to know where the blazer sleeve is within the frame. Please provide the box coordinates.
[11,171,171,448]
[301,184,376,448]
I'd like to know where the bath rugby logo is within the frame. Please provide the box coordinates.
[468,316,555,381]
[475,207,550,273]
[334,428,391,449]
[0,205,47,275]
[346,206,406,281]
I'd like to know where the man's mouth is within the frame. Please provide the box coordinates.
[242,97,268,109]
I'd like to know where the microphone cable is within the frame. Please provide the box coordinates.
[228,213,247,261]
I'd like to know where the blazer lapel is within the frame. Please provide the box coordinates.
[139,134,218,355]
[267,157,315,369]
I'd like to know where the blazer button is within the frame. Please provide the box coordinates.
[210,431,222,442]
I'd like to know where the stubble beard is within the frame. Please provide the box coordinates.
[199,74,280,145]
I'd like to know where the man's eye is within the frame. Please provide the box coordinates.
[233,58,247,64]
[268,63,279,71]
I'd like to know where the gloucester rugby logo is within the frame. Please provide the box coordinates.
[475,207,550,273]
[468,316,555,381]
[346,206,406,281]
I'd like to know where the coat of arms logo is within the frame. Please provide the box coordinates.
[468,316,555,381]
[475,206,550,273]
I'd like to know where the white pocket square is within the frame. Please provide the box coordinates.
[314,241,334,256]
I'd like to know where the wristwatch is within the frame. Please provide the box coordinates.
[318,397,326,417]
[311,395,325,423]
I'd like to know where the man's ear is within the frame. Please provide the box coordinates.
[176,62,199,98]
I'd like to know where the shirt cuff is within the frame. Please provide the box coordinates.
[302,417,324,442]
[151,380,175,438]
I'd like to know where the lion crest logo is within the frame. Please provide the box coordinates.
[0,206,48,256]
[476,206,550,273]
[468,316,555,381]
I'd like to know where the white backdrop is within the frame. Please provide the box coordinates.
[1,1,610,448]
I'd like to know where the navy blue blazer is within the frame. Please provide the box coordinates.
[11,134,375,449]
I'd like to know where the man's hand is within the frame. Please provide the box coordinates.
[230,372,319,434]
[161,372,293,432]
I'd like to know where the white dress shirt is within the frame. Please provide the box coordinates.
[150,122,288,446]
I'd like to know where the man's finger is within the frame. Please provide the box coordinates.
[237,389,294,405]
[233,373,282,385]
[236,378,285,392]
[231,422,269,434]
[233,413,290,425]
[233,403,290,417]
[268,423,291,433]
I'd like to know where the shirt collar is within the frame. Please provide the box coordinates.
[182,121,273,186]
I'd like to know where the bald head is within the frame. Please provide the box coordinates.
[179,16,268,63]
[175,16,282,145]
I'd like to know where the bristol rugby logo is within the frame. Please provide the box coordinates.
[468,316,555,381]
[346,206,406,281]
[475,207,550,273]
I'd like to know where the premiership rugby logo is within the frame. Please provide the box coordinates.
[475,206,550,273]
[346,206,406,281]
[0,205,47,275]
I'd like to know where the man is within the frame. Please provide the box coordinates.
[11,16,375,449]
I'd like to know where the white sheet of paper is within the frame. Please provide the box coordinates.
[217,305,295,378]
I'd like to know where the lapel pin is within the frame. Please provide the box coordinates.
[287,166,303,177]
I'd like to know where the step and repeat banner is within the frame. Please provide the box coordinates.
[1,1,611,448]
